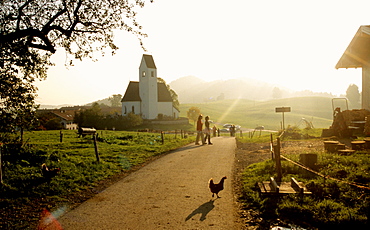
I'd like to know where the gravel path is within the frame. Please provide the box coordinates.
[58,136,243,229]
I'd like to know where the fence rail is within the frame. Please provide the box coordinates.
[270,133,370,191]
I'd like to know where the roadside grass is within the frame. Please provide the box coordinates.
[237,127,323,144]
[238,129,370,229]
[0,130,195,229]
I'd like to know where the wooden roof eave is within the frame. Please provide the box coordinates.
[336,25,370,69]
[336,51,369,69]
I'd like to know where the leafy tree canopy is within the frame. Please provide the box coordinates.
[0,0,152,132]
[346,84,361,108]
[74,103,142,130]
[108,94,123,107]
[272,87,282,99]
[187,107,200,126]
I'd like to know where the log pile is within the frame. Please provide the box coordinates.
[329,109,370,137]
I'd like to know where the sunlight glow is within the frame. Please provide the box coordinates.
[218,97,242,124]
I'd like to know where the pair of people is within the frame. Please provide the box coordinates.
[195,114,212,145]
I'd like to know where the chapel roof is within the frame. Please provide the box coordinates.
[121,81,141,102]
[336,25,370,69]
[143,54,157,69]
[157,82,173,102]
[121,81,173,102]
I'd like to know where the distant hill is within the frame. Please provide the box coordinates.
[85,98,112,106]
[179,97,336,130]
[169,76,335,104]
[39,104,74,109]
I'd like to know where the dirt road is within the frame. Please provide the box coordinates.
[58,136,243,229]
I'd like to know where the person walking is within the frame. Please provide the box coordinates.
[212,125,217,137]
[195,115,205,145]
[204,116,212,145]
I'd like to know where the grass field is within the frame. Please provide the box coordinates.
[180,97,336,130]
[0,130,195,229]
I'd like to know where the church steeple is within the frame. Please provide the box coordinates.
[139,54,158,119]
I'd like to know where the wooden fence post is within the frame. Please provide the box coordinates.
[0,144,3,184]
[270,134,274,160]
[93,134,100,162]
[60,130,63,143]
[161,131,164,144]
[275,137,282,182]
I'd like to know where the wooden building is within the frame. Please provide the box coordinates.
[336,25,370,110]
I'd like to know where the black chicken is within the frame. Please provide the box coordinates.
[41,163,61,179]
[209,176,227,198]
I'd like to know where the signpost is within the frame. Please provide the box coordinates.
[275,107,291,130]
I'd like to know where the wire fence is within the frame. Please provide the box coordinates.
[270,132,370,191]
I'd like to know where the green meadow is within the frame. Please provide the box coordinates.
[180,97,335,130]
[0,130,195,229]
[0,96,361,228]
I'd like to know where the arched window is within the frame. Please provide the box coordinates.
[124,106,127,114]
[132,106,135,114]
[142,71,146,77]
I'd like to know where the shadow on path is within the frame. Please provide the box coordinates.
[185,200,215,221]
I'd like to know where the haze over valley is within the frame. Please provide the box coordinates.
[169,76,337,104]
[39,75,342,108]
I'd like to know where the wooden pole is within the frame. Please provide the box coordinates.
[276,137,282,182]
[60,130,63,143]
[270,134,274,160]
[161,131,164,144]
[93,134,100,162]
[0,144,3,184]
[362,66,370,110]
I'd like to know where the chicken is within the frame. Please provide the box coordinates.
[209,176,227,198]
[41,163,61,179]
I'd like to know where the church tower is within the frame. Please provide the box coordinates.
[139,54,158,119]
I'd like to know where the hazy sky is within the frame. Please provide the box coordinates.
[35,0,369,105]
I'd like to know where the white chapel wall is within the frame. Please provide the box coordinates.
[122,102,141,116]
[158,102,178,118]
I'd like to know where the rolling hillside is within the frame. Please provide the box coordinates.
[170,76,335,103]
[179,97,336,130]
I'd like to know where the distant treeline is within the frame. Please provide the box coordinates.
[73,103,142,130]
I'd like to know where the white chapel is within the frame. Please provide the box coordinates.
[121,54,179,120]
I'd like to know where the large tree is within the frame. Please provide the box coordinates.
[0,0,152,132]
[187,107,200,126]
[346,84,361,108]
[108,94,123,107]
